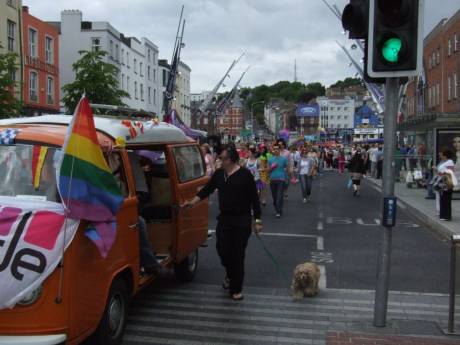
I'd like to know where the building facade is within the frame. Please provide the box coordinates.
[55,10,161,114]
[317,97,355,130]
[400,8,460,156]
[217,92,244,141]
[0,0,23,102]
[22,6,59,115]
[171,61,191,126]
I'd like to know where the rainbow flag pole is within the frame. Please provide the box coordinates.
[57,96,124,257]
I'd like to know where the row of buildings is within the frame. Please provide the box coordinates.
[0,2,192,125]
[189,83,381,143]
[401,7,460,158]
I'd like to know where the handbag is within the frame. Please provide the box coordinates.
[413,170,423,180]
[433,174,454,191]
[405,171,414,183]
[442,173,454,191]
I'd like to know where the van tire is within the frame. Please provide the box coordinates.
[174,249,198,282]
[89,278,129,345]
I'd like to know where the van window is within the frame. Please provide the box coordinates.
[0,144,60,202]
[106,152,129,197]
[173,145,205,182]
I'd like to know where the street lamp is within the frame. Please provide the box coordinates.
[250,101,264,139]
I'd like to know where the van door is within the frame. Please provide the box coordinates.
[167,144,208,262]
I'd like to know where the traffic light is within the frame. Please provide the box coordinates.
[367,0,424,77]
[342,0,385,84]
[342,0,368,40]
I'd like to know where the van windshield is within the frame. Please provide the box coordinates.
[0,144,61,203]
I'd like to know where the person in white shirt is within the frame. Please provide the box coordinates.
[369,145,379,178]
[297,147,316,203]
[433,149,456,220]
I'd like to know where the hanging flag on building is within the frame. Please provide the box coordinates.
[57,96,124,257]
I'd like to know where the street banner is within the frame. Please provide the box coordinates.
[0,197,79,309]
[296,103,320,117]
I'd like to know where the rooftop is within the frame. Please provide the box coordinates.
[0,115,190,145]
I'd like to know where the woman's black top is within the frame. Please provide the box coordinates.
[349,156,366,174]
[197,167,261,225]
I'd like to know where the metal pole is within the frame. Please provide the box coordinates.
[448,241,457,333]
[373,77,399,327]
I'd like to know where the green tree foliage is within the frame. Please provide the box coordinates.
[0,53,21,118]
[62,50,130,114]
[329,77,363,89]
[244,81,326,124]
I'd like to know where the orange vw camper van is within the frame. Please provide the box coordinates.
[0,115,209,344]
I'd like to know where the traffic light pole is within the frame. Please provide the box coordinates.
[374,77,399,327]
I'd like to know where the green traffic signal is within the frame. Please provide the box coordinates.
[381,37,402,63]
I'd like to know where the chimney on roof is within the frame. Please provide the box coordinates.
[22,6,29,13]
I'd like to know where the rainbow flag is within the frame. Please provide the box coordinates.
[57,96,123,257]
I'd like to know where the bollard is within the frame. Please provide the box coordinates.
[447,235,460,334]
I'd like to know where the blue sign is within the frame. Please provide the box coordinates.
[354,105,380,128]
[296,103,320,117]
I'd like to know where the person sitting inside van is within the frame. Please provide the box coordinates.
[127,151,163,275]
[106,150,162,276]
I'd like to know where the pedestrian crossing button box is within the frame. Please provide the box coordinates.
[382,197,397,227]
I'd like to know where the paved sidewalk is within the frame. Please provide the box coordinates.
[365,177,460,241]
[327,331,460,345]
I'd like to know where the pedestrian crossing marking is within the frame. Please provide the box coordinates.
[310,251,334,263]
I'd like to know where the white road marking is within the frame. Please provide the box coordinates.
[317,221,324,231]
[318,265,326,289]
[310,251,334,263]
[207,230,317,239]
[317,236,324,251]
[356,218,380,226]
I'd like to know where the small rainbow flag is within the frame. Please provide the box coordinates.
[57,96,123,257]
[31,146,48,190]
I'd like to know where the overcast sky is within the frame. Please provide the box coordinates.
[27,0,460,93]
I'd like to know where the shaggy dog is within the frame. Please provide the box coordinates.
[292,262,320,300]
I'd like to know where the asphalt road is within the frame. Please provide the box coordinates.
[195,170,455,294]
[121,170,460,345]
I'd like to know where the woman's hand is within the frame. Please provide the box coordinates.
[254,223,263,235]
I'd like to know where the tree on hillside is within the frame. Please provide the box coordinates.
[0,53,21,118]
[243,81,326,124]
[330,77,363,89]
[62,50,130,114]
[305,82,326,98]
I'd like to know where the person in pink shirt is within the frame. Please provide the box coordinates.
[338,149,346,174]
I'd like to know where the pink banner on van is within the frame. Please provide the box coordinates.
[0,197,79,309]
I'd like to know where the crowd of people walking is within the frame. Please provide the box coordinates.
[201,139,458,222]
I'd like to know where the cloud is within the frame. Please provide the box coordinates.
[25,0,460,92]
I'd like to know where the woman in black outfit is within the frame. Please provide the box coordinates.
[349,150,366,197]
[182,144,263,300]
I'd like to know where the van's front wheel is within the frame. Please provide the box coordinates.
[90,278,129,345]
[174,249,198,282]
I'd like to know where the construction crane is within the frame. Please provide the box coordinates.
[163,5,186,118]
[215,66,250,116]
[196,53,244,119]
